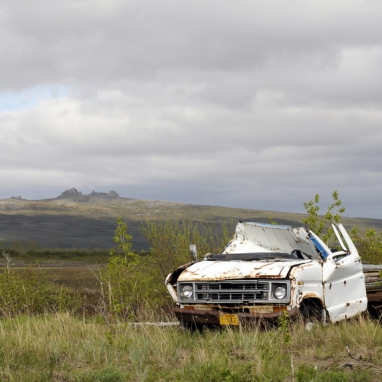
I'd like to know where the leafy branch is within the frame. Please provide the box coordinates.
[302,191,345,243]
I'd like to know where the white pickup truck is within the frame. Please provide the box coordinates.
[165,222,382,327]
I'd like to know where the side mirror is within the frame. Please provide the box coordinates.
[189,244,198,261]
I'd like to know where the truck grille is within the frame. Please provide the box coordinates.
[195,281,269,302]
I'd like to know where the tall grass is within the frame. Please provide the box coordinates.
[0,314,381,381]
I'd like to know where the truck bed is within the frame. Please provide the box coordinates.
[363,264,382,318]
[363,264,382,292]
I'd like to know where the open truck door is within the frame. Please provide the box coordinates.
[310,223,367,322]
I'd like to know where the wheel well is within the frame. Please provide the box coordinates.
[300,298,325,321]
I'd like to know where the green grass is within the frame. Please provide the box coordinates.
[0,314,381,381]
[7,248,110,264]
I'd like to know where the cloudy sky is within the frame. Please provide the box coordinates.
[1,0,382,218]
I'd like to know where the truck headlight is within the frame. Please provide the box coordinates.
[180,284,193,299]
[273,284,287,300]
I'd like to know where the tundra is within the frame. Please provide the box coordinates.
[165,222,382,328]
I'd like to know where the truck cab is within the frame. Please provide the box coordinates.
[165,222,367,327]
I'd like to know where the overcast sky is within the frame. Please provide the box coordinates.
[1,0,382,218]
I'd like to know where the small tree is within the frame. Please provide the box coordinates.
[99,218,161,320]
[302,192,382,263]
[110,217,138,264]
[302,191,345,243]
[99,218,139,319]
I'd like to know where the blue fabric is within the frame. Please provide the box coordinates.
[308,235,330,259]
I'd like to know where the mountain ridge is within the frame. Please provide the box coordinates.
[1,189,381,250]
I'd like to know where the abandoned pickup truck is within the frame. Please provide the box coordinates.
[165,222,382,327]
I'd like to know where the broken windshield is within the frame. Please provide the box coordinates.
[204,252,306,261]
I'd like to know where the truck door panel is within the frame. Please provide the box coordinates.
[323,255,367,322]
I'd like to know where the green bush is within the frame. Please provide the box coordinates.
[351,228,382,264]
[302,192,382,263]
[98,255,149,319]
[0,269,80,317]
[98,219,232,320]
[141,219,231,279]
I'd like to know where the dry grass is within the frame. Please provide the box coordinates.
[0,313,381,381]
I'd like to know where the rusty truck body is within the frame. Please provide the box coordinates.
[165,222,382,327]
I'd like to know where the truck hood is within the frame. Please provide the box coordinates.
[223,222,321,258]
[177,259,311,281]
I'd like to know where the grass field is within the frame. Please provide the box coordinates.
[1,194,382,380]
[0,313,382,381]
[1,255,382,381]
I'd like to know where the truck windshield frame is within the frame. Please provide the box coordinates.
[204,252,299,261]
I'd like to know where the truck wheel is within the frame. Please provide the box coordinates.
[367,302,382,322]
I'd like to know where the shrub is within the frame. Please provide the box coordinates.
[141,220,231,278]
[98,219,232,320]
[0,269,80,317]
[302,192,382,263]
[351,228,382,264]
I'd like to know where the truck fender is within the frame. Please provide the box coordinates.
[298,296,327,323]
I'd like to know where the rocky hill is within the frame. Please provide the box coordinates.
[1,189,381,250]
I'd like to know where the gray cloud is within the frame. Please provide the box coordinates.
[1,0,382,218]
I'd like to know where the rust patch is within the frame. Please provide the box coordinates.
[248,305,275,314]
[183,304,218,311]
[297,292,323,307]
[304,293,319,299]
[273,306,288,312]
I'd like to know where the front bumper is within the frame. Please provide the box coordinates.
[174,306,299,326]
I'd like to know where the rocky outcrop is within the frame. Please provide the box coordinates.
[90,190,119,198]
[56,188,88,201]
[57,188,120,201]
